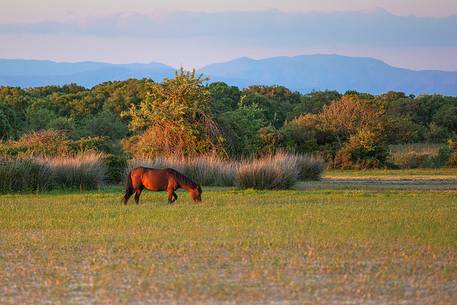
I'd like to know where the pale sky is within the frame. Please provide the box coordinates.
[1,0,456,23]
[1,1,457,70]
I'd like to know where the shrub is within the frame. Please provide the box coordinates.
[333,129,389,169]
[15,129,71,157]
[105,153,128,184]
[388,143,448,169]
[295,154,326,180]
[447,140,457,168]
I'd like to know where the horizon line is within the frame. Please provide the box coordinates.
[2,53,457,73]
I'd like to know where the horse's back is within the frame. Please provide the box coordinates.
[130,167,172,191]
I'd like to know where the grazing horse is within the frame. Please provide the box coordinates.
[123,167,202,205]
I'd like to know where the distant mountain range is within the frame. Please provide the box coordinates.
[1,55,457,95]
[0,60,175,88]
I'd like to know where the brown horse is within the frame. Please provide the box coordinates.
[123,167,202,205]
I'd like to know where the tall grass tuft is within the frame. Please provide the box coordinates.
[36,153,107,190]
[129,156,236,187]
[295,154,326,181]
[0,159,53,193]
[130,153,325,190]
[235,153,300,190]
[181,156,236,187]
[0,153,106,193]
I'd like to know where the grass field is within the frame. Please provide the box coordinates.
[1,170,457,304]
[298,168,457,191]
[325,168,457,179]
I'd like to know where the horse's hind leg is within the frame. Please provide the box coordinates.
[124,191,133,205]
[172,191,178,202]
[134,187,143,204]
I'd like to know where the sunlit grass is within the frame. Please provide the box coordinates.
[1,188,457,304]
[325,168,457,178]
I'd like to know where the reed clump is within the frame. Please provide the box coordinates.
[131,152,325,190]
[0,152,106,193]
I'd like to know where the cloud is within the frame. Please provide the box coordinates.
[1,10,456,47]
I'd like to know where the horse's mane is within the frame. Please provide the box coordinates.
[166,168,199,188]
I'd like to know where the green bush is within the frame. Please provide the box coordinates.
[105,153,128,184]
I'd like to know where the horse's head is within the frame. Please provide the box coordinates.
[191,185,202,202]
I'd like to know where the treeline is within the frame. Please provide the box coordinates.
[1,69,457,180]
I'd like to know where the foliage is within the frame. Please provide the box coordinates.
[279,116,321,154]
[241,85,301,128]
[447,140,457,168]
[216,104,265,157]
[388,143,448,169]
[105,153,128,184]
[296,95,389,168]
[1,76,457,170]
[9,129,72,157]
[73,108,128,141]
[208,82,240,114]
[124,69,224,158]
[0,102,19,139]
[333,128,389,169]
[291,90,342,116]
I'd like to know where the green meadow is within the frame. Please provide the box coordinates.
[1,173,457,304]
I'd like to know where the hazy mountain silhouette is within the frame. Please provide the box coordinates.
[0,59,175,88]
[200,55,457,95]
[1,55,457,95]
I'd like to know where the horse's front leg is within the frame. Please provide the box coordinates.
[167,189,177,204]
[167,190,174,204]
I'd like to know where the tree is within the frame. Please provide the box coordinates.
[242,85,301,128]
[74,108,128,141]
[432,106,457,138]
[0,103,19,139]
[279,116,320,154]
[124,69,224,158]
[291,90,342,116]
[208,82,240,115]
[299,95,389,168]
[217,105,265,157]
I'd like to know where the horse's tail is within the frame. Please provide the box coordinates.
[123,171,134,204]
